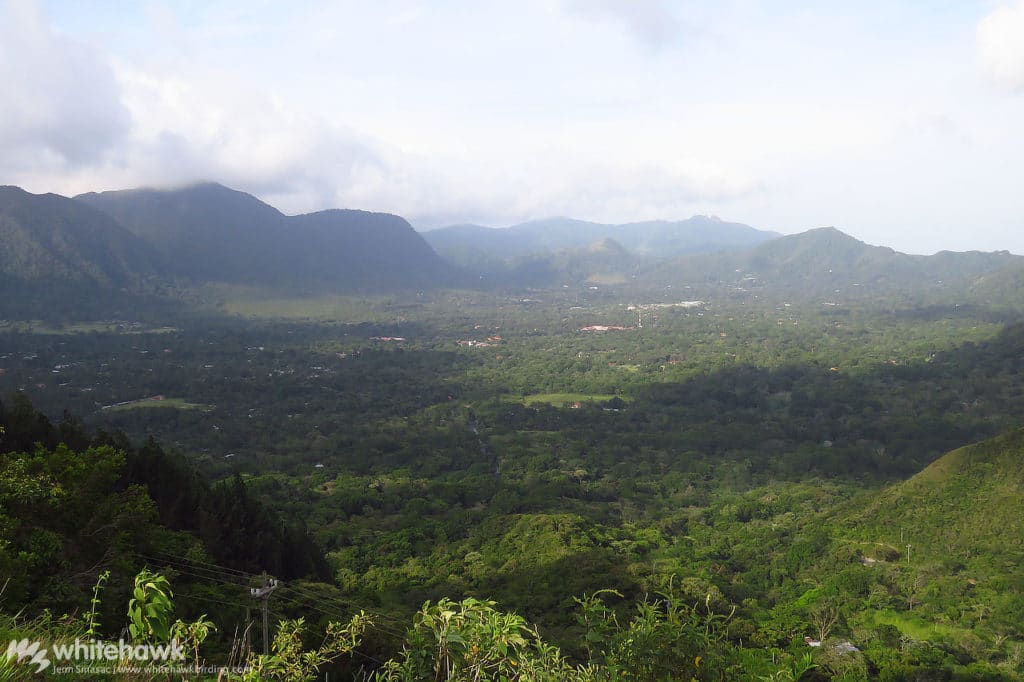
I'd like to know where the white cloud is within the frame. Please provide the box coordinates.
[977,0,1024,92]
[107,61,388,207]
[392,147,764,229]
[560,0,684,49]
[3,1,1024,253]
[0,0,131,170]
[4,0,760,228]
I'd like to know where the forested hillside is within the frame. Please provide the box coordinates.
[0,395,327,608]
[76,183,459,291]
[638,227,1023,300]
[0,186,171,319]
[0,186,160,288]
[839,427,1024,634]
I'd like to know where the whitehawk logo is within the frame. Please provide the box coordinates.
[5,639,51,672]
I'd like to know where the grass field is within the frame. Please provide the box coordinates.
[102,397,211,412]
[0,320,178,335]
[203,284,394,321]
[221,296,390,320]
[865,609,970,643]
[513,393,633,407]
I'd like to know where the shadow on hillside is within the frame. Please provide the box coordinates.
[633,322,1024,481]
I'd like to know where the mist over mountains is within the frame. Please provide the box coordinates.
[422,215,779,261]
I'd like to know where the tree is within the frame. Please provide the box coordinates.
[808,603,839,642]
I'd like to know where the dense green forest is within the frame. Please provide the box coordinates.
[3,285,1024,680]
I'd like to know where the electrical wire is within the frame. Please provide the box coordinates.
[132,550,410,640]
[272,590,407,640]
[136,551,412,633]
[268,609,387,667]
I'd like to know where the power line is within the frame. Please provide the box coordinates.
[112,552,404,671]
[276,583,411,628]
[134,549,418,629]
[276,588,410,638]
[133,559,253,589]
[134,551,410,640]
[267,576,407,621]
[136,551,405,627]
[272,590,407,641]
[140,559,405,638]
[268,609,387,668]
[176,591,251,612]
[134,551,252,578]
[136,551,258,578]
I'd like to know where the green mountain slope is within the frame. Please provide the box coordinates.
[844,428,1024,562]
[0,185,160,288]
[76,182,459,291]
[811,428,1024,665]
[969,263,1024,308]
[76,182,287,282]
[289,208,458,289]
[492,237,643,287]
[641,226,1022,300]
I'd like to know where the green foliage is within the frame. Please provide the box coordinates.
[758,653,816,682]
[171,613,217,673]
[0,438,155,613]
[575,587,735,681]
[377,591,740,682]
[237,614,370,682]
[128,569,175,643]
[0,610,88,682]
[378,597,577,682]
[85,570,110,638]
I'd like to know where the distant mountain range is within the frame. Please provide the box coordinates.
[637,227,1023,301]
[423,215,778,264]
[420,216,780,287]
[1,182,1022,309]
[427,220,1022,296]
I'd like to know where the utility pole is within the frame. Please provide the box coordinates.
[250,573,279,655]
[906,543,912,563]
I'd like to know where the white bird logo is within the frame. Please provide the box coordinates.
[5,639,51,673]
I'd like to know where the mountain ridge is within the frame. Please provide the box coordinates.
[2,181,1022,302]
[75,182,458,291]
[840,425,1024,572]
[638,225,1024,299]
[422,215,780,265]
[0,185,162,288]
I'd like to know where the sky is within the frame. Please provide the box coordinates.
[1,0,1023,254]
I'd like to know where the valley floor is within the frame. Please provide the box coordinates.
[2,288,1023,680]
